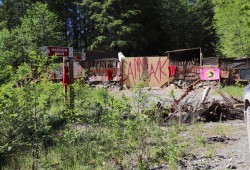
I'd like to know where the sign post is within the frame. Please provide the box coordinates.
[69,57,74,111]
[63,57,69,104]
[43,46,74,110]
[42,46,73,57]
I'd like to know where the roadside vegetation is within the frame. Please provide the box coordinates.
[0,52,245,169]
[0,53,188,169]
[0,0,249,169]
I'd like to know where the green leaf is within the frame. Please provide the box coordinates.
[9,114,17,117]
[7,146,12,151]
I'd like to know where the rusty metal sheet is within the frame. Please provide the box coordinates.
[202,57,219,65]
[220,70,229,78]
[175,73,184,80]
[185,77,198,81]
[184,73,199,81]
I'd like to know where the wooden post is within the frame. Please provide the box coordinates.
[168,52,170,86]
[200,48,202,66]
[121,58,124,89]
[64,85,67,104]
[63,57,68,104]
[69,57,74,111]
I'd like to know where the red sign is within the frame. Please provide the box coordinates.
[43,46,73,57]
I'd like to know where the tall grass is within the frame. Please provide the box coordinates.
[1,82,187,169]
[221,84,244,98]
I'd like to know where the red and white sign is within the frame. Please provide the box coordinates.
[43,46,73,57]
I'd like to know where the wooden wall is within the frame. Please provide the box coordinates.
[122,57,169,87]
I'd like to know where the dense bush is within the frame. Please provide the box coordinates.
[0,53,186,169]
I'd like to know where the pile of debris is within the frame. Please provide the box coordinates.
[150,80,244,124]
[91,81,122,91]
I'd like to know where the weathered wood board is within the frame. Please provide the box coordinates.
[122,57,169,87]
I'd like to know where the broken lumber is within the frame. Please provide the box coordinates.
[176,79,200,103]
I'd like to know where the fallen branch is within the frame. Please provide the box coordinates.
[176,79,200,103]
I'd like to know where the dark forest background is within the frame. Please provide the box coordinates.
[0,0,249,59]
[0,1,249,169]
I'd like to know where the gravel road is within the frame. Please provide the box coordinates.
[180,120,250,170]
[146,86,250,169]
[110,82,250,169]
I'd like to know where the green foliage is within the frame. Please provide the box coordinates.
[0,72,188,169]
[132,81,149,114]
[0,29,18,84]
[166,126,185,169]
[0,2,62,85]
[190,0,217,56]
[18,2,62,50]
[0,29,16,64]
[169,89,176,99]
[221,84,244,97]
[159,0,216,56]
[213,0,250,57]
[0,52,65,168]
[80,0,141,51]
[0,0,32,30]
[3,0,249,57]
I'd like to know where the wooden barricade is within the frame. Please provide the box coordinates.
[122,57,169,87]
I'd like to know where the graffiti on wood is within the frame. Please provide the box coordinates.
[122,57,169,87]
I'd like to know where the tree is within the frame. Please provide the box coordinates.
[159,0,217,57]
[0,0,32,30]
[213,0,250,57]
[45,0,81,48]
[132,0,164,55]
[17,2,63,51]
[0,2,63,84]
[0,0,222,58]
[189,0,217,56]
[159,0,192,50]
[0,29,19,84]
[79,0,142,53]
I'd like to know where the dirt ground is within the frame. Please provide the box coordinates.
[181,120,250,170]
[108,81,250,169]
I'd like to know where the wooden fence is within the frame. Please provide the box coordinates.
[122,57,169,87]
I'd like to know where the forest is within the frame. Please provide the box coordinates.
[0,0,249,169]
[0,0,249,57]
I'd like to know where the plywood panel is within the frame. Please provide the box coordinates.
[122,57,169,87]
[147,57,169,87]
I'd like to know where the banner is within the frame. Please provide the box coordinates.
[200,68,220,80]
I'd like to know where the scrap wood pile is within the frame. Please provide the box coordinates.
[148,81,244,124]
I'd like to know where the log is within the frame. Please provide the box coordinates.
[176,79,200,103]
[201,86,211,104]
[233,103,244,109]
